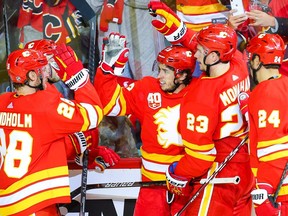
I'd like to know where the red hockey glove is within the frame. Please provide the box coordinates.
[99,32,129,76]
[53,43,89,90]
[76,146,120,172]
[166,162,193,196]
[70,129,120,172]
[251,183,280,216]
[148,1,187,44]
[66,129,99,156]
[237,91,249,122]
[90,146,120,172]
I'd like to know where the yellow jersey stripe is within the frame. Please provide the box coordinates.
[258,135,288,148]
[0,166,68,195]
[104,85,121,115]
[0,187,70,215]
[141,148,184,163]
[185,148,216,162]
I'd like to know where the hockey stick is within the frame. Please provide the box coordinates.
[70,180,166,200]
[87,16,97,83]
[68,1,96,215]
[175,135,249,216]
[69,0,98,83]
[79,149,89,216]
[271,161,288,207]
[70,176,240,200]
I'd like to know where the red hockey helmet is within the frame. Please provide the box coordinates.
[157,45,195,76]
[6,49,48,84]
[196,24,237,62]
[246,33,285,65]
[24,39,57,56]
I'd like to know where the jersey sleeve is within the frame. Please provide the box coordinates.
[93,67,144,119]
[42,83,103,139]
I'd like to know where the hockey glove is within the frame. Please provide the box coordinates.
[67,129,99,156]
[147,1,187,44]
[53,43,89,90]
[76,146,120,172]
[237,91,249,122]
[99,32,129,76]
[251,183,280,216]
[166,162,193,196]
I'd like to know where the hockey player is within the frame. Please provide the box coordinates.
[148,3,254,215]
[24,39,73,98]
[166,23,254,216]
[246,33,288,216]
[0,45,103,215]
[24,38,120,172]
[94,33,196,215]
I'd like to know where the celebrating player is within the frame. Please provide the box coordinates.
[166,23,254,216]
[94,32,196,215]
[148,3,254,214]
[0,45,103,215]
[246,33,288,216]
[24,39,120,173]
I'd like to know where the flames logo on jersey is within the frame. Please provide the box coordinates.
[154,105,183,148]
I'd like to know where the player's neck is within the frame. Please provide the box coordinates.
[173,83,186,93]
[259,68,280,83]
[209,62,230,78]
[16,86,37,96]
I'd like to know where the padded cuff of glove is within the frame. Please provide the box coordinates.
[165,21,187,43]
[65,68,89,90]
[99,61,114,75]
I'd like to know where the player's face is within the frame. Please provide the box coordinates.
[249,55,262,83]
[46,55,61,82]
[40,64,52,89]
[194,44,208,71]
[157,63,177,92]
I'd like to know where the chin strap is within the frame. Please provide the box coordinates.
[166,79,181,93]
[203,55,221,76]
[24,75,45,90]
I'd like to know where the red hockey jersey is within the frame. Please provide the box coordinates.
[248,75,288,202]
[94,70,190,181]
[175,51,250,178]
[0,83,103,215]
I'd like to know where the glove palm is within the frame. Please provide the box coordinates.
[99,33,129,76]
